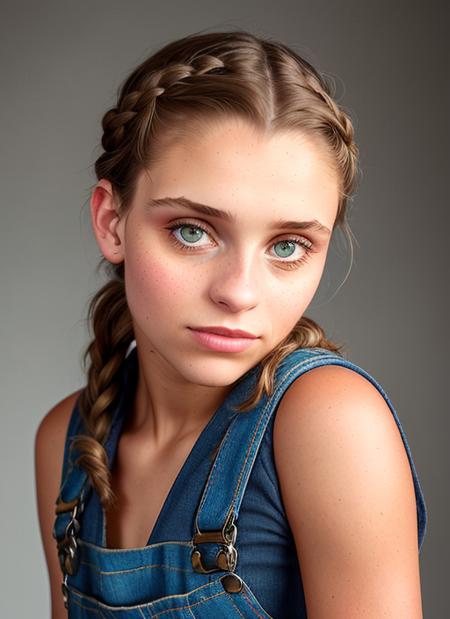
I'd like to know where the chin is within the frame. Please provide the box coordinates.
[175,356,254,387]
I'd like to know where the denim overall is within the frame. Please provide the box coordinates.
[53,342,428,618]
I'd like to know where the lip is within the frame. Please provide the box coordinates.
[189,326,259,339]
[188,327,259,353]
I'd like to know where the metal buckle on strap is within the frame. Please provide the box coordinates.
[61,574,69,610]
[54,497,84,607]
[55,497,79,515]
[191,515,238,574]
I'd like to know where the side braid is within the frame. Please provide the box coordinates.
[71,269,134,507]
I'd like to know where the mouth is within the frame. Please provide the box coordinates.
[187,327,259,353]
[188,326,259,339]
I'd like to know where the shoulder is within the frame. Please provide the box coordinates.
[35,387,83,526]
[274,361,401,439]
[273,361,408,458]
[35,389,82,455]
[273,363,423,617]
[35,389,84,489]
[34,388,83,617]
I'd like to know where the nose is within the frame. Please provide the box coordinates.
[208,250,260,313]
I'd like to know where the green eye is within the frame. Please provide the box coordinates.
[179,224,204,243]
[166,220,314,269]
[273,240,296,259]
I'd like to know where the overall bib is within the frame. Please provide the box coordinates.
[53,343,428,618]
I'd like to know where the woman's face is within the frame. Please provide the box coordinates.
[117,118,339,387]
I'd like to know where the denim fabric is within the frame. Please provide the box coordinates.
[54,342,428,618]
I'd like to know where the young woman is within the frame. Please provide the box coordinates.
[35,30,428,618]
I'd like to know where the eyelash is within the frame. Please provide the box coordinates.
[164,219,315,270]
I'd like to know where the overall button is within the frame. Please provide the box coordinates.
[221,573,243,593]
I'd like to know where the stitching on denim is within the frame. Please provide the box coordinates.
[186,603,197,619]
[138,607,147,618]
[152,591,226,618]
[258,422,281,496]
[241,588,270,619]
[69,578,220,612]
[70,596,106,616]
[194,417,239,530]
[223,592,246,618]
[79,538,193,552]
[224,582,276,619]
[80,559,194,575]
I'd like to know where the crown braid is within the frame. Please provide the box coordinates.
[100,55,228,159]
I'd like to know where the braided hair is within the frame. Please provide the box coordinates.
[71,30,359,509]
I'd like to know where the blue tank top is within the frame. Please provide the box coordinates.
[53,342,428,617]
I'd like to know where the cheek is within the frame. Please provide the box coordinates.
[124,247,190,318]
[267,264,324,327]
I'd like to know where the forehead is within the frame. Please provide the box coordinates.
[136,118,339,229]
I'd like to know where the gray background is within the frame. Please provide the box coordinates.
[1,0,447,616]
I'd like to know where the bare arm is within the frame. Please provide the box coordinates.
[273,365,423,618]
[34,389,83,619]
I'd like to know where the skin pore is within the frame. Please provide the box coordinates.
[91,117,339,451]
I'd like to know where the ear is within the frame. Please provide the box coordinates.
[90,179,124,263]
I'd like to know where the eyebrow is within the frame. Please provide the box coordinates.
[144,196,332,236]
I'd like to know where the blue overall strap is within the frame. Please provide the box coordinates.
[191,348,428,574]
[52,392,90,542]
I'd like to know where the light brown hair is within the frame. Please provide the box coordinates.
[72,30,359,509]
